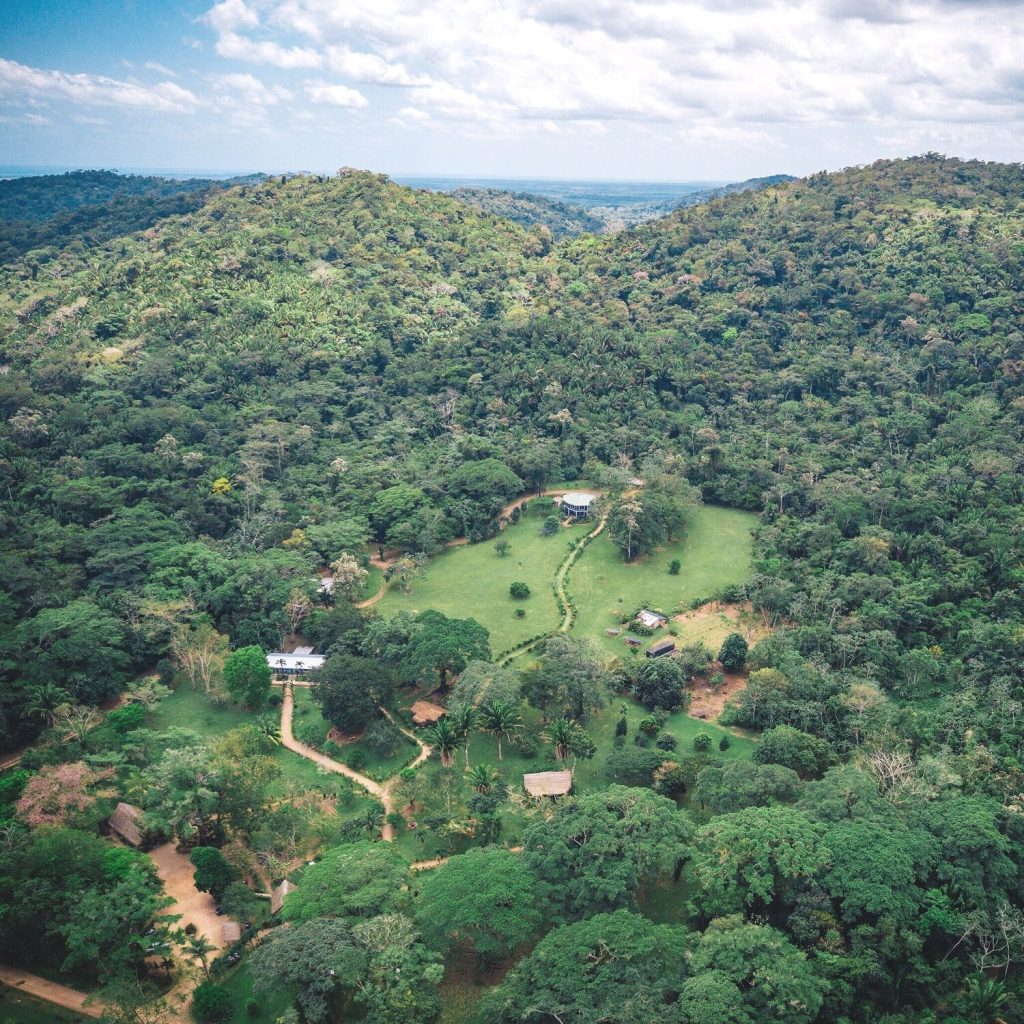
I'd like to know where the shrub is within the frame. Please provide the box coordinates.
[515,608,526,618]
[513,734,539,759]
[634,732,650,748]
[246,998,261,1017]
[718,633,749,673]
[668,559,681,575]
[107,703,146,733]
[294,717,330,748]
[193,982,233,1022]
[615,716,628,737]
[386,811,405,834]
[692,730,712,753]
[268,692,282,707]
[638,715,661,736]
[613,733,625,748]
[362,718,403,758]
[655,733,678,751]
[719,734,731,752]
[345,748,367,771]
[510,581,531,600]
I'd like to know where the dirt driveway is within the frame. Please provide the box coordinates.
[148,843,226,950]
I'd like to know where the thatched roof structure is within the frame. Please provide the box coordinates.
[411,701,446,726]
[108,802,145,846]
[523,770,573,798]
[271,879,296,915]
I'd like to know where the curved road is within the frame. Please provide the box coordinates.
[279,683,430,842]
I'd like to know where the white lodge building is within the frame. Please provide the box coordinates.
[266,646,325,675]
[560,491,597,519]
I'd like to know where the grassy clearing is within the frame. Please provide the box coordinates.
[374,508,589,653]
[569,504,758,659]
[149,686,344,795]
[362,563,384,599]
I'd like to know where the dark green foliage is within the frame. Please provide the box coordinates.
[717,633,748,672]
[509,581,530,599]
[754,725,833,779]
[222,646,272,709]
[450,187,605,239]
[631,658,686,711]
[190,846,238,901]
[312,654,395,734]
[192,982,234,1022]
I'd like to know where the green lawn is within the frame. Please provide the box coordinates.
[569,504,758,659]
[375,508,589,654]
[149,685,345,795]
[362,563,384,600]
[214,959,294,1024]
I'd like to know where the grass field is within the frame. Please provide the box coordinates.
[569,504,757,659]
[374,506,588,653]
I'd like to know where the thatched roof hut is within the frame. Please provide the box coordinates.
[523,771,573,798]
[108,802,145,847]
[411,701,446,726]
[271,879,296,915]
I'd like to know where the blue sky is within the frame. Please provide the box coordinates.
[1,0,1022,180]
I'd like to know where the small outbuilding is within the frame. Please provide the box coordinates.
[636,609,667,630]
[411,701,446,726]
[623,634,644,648]
[523,770,573,798]
[559,491,597,519]
[108,802,146,847]
[646,639,677,659]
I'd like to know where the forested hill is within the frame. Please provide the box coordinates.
[450,186,605,238]
[675,172,796,208]
[0,168,264,265]
[1,154,1023,768]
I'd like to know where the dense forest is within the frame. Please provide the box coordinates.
[449,187,606,239]
[0,155,1023,1024]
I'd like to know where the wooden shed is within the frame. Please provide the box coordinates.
[108,802,145,847]
[411,701,446,726]
[523,770,573,798]
[646,639,677,659]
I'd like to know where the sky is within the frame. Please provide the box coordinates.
[0,0,1022,181]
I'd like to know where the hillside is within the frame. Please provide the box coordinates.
[1,155,1024,1023]
[0,168,264,264]
[450,186,605,238]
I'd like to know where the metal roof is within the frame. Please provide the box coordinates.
[561,491,596,506]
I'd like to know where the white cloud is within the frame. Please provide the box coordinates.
[196,0,1024,145]
[304,80,369,108]
[145,61,179,78]
[0,57,200,113]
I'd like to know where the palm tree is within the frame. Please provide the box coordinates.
[466,764,498,793]
[185,935,216,980]
[25,683,70,727]
[544,717,575,763]
[254,714,282,747]
[426,718,461,768]
[363,804,385,836]
[479,701,521,762]
[447,703,478,767]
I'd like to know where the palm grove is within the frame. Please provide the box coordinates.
[0,155,1022,1022]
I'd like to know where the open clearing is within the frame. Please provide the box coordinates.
[374,507,586,653]
[569,505,757,658]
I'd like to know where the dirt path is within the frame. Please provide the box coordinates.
[0,965,105,1018]
[280,684,431,842]
[148,843,227,951]
[355,581,388,609]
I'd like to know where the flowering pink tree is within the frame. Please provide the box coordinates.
[16,762,112,828]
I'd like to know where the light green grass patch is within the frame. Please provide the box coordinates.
[569,504,757,659]
[374,511,588,653]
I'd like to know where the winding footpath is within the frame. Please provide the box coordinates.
[0,966,105,1019]
[279,683,430,842]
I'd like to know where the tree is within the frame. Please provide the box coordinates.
[50,702,102,743]
[425,718,460,768]
[467,764,498,793]
[494,540,511,558]
[481,910,687,1024]
[544,717,576,763]
[694,761,801,815]
[718,633,749,672]
[250,917,366,1024]
[668,559,681,575]
[312,654,395,734]
[282,841,409,922]
[283,587,314,634]
[143,744,226,846]
[631,658,686,711]
[192,982,234,1023]
[16,761,110,828]
[689,806,829,920]
[186,934,217,980]
[754,725,833,779]
[446,703,478,766]
[479,701,521,761]
[329,552,369,602]
[509,581,530,600]
[692,730,712,753]
[681,916,826,1024]
[190,847,239,901]
[222,645,272,709]
[401,611,491,693]
[523,786,693,920]
[417,848,542,961]
[523,635,608,723]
